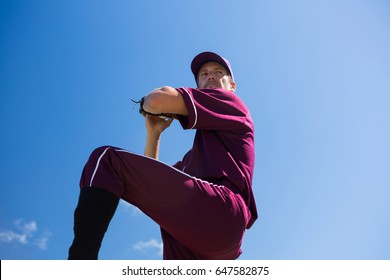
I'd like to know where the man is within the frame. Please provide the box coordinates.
[68,51,257,260]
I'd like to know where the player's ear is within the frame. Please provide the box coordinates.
[230,81,236,92]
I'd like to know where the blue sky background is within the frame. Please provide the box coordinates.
[1,0,389,260]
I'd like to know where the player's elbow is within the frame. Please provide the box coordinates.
[145,89,165,113]
[145,86,187,115]
[146,86,177,112]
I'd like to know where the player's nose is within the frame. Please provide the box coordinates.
[208,72,216,80]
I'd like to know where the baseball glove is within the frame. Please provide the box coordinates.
[131,97,174,118]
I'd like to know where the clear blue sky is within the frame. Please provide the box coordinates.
[1,0,389,260]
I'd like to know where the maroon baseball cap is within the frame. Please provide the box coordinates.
[191,51,234,81]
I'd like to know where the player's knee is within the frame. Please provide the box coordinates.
[93,145,113,153]
[89,146,116,161]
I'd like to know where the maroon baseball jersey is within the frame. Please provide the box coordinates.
[174,87,257,228]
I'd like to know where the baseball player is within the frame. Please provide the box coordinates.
[68,51,257,260]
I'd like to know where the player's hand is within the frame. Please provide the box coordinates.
[145,115,174,136]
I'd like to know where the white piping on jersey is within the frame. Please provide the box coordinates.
[89,146,111,186]
[181,87,197,129]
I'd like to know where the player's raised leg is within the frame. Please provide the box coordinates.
[68,145,249,259]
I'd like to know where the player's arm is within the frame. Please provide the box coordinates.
[144,115,173,159]
[143,86,188,116]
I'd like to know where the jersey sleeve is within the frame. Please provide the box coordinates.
[175,87,249,130]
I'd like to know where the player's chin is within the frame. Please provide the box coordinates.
[204,84,221,89]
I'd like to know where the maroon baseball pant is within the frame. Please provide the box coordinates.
[79,145,251,259]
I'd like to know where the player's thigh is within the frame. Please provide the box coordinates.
[110,149,248,253]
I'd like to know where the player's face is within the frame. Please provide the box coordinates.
[197,62,236,92]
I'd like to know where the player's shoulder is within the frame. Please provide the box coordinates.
[186,87,241,99]
[178,87,248,109]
